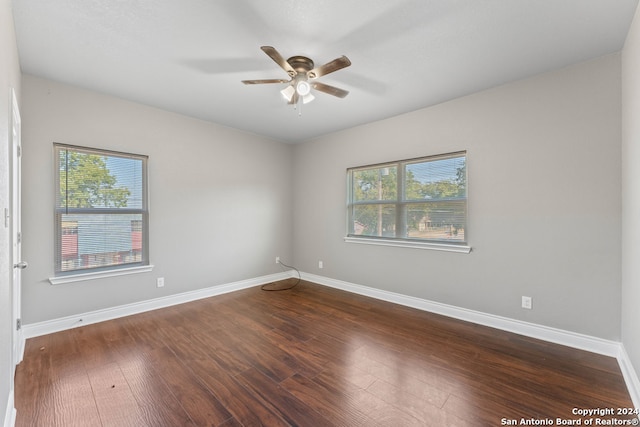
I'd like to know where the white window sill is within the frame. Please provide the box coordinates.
[344,236,471,253]
[49,264,154,285]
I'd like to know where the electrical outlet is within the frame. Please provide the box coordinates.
[157,277,165,288]
[521,296,532,309]
[318,260,323,269]
[276,256,280,264]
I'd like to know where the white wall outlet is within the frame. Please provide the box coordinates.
[318,260,323,269]
[521,296,532,309]
[157,277,165,288]
[276,256,280,264]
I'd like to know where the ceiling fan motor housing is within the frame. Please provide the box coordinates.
[287,56,315,78]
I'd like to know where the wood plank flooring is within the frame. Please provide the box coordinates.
[15,280,637,426]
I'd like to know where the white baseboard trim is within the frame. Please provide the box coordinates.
[3,391,15,427]
[22,271,292,339]
[618,345,640,409]
[302,272,621,357]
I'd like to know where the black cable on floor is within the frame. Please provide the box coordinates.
[261,259,301,291]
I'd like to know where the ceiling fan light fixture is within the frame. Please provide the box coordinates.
[302,93,315,104]
[296,80,311,96]
[280,85,295,101]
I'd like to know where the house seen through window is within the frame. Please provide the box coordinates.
[347,151,467,245]
[54,144,149,275]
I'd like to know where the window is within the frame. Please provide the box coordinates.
[54,144,149,276]
[347,151,468,250]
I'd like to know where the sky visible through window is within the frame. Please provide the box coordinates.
[106,156,143,209]
[406,156,465,185]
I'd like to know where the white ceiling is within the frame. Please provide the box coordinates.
[11,0,639,143]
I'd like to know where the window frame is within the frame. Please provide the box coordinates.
[51,143,151,282]
[345,151,471,253]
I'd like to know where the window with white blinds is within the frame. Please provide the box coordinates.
[347,151,467,246]
[54,144,149,275]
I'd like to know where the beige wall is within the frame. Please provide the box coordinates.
[20,75,293,324]
[622,2,640,396]
[293,54,622,340]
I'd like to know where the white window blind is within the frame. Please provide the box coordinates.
[347,151,467,245]
[54,144,149,275]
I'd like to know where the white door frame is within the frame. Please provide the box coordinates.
[10,87,24,371]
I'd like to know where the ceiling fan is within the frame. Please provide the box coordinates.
[242,46,351,106]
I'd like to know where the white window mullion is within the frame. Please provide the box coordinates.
[397,163,407,238]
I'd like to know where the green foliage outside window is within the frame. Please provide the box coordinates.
[58,150,130,209]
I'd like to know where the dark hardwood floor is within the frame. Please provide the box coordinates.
[15,280,637,426]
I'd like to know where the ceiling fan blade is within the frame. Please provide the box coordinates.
[308,56,351,79]
[261,46,296,77]
[311,82,350,98]
[242,79,290,85]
